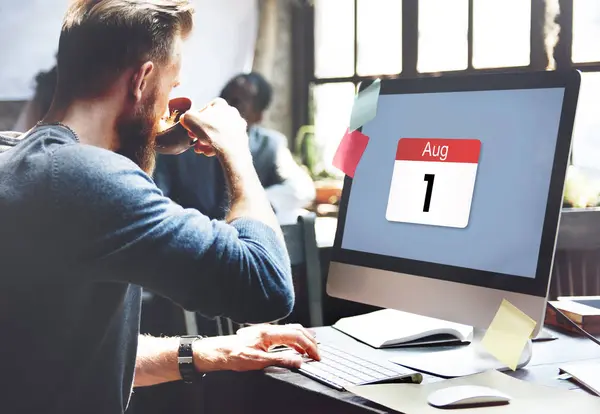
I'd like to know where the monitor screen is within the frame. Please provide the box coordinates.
[340,87,566,280]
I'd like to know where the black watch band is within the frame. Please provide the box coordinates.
[178,335,205,384]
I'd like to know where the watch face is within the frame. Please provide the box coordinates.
[179,337,197,353]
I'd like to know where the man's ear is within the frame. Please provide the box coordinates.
[131,61,155,102]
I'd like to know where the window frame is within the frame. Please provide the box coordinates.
[291,0,600,154]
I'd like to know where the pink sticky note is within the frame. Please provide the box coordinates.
[332,129,369,178]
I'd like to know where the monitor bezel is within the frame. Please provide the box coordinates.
[332,70,581,298]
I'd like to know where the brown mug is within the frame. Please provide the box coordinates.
[155,97,197,155]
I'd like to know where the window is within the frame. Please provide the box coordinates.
[472,0,531,69]
[302,0,600,178]
[570,0,600,171]
[356,0,403,76]
[314,0,354,78]
[311,83,356,172]
[418,0,468,73]
[572,0,600,63]
[572,72,600,170]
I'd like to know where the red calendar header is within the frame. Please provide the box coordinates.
[395,138,481,163]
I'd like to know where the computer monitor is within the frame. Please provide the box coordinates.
[327,70,580,338]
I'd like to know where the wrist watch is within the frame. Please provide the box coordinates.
[178,335,205,384]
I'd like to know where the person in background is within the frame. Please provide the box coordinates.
[13,64,57,131]
[0,1,318,413]
[154,72,315,224]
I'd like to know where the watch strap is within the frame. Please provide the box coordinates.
[178,335,204,384]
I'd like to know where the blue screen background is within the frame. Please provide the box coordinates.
[341,88,565,278]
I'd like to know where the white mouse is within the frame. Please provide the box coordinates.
[427,385,511,409]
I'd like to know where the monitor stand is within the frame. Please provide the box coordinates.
[389,328,533,378]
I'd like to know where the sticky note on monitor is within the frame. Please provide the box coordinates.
[481,299,537,371]
[349,79,381,132]
[332,129,369,178]
[386,138,481,229]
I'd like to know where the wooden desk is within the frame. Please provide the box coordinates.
[202,326,600,414]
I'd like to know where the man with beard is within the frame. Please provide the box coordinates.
[0,1,318,414]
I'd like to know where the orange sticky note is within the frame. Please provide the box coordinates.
[332,129,369,178]
[481,299,537,371]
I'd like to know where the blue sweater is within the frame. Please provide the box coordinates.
[0,125,294,414]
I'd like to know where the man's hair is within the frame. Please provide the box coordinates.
[221,72,273,112]
[56,0,194,102]
[33,65,58,118]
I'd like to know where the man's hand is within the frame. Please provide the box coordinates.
[193,324,320,372]
[180,98,249,159]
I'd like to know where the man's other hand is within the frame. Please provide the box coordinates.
[180,98,249,159]
[193,324,320,373]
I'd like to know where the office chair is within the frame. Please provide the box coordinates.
[281,212,324,328]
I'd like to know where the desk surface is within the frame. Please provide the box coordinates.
[204,326,600,414]
[268,327,599,410]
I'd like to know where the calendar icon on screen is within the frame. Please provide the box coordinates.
[386,138,481,229]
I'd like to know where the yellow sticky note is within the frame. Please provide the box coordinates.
[481,299,537,371]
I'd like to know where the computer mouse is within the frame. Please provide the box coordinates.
[427,385,511,409]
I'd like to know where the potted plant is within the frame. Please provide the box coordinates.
[295,125,343,212]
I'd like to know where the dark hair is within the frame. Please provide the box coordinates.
[33,65,58,118]
[56,0,194,102]
[221,72,273,112]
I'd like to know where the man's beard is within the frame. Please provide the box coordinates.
[116,97,159,175]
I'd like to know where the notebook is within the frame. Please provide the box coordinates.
[560,361,600,396]
[558,295,600,310]
[332,309,473,349]
[545,297,600,334]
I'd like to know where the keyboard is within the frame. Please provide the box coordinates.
[298,343,423,391]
